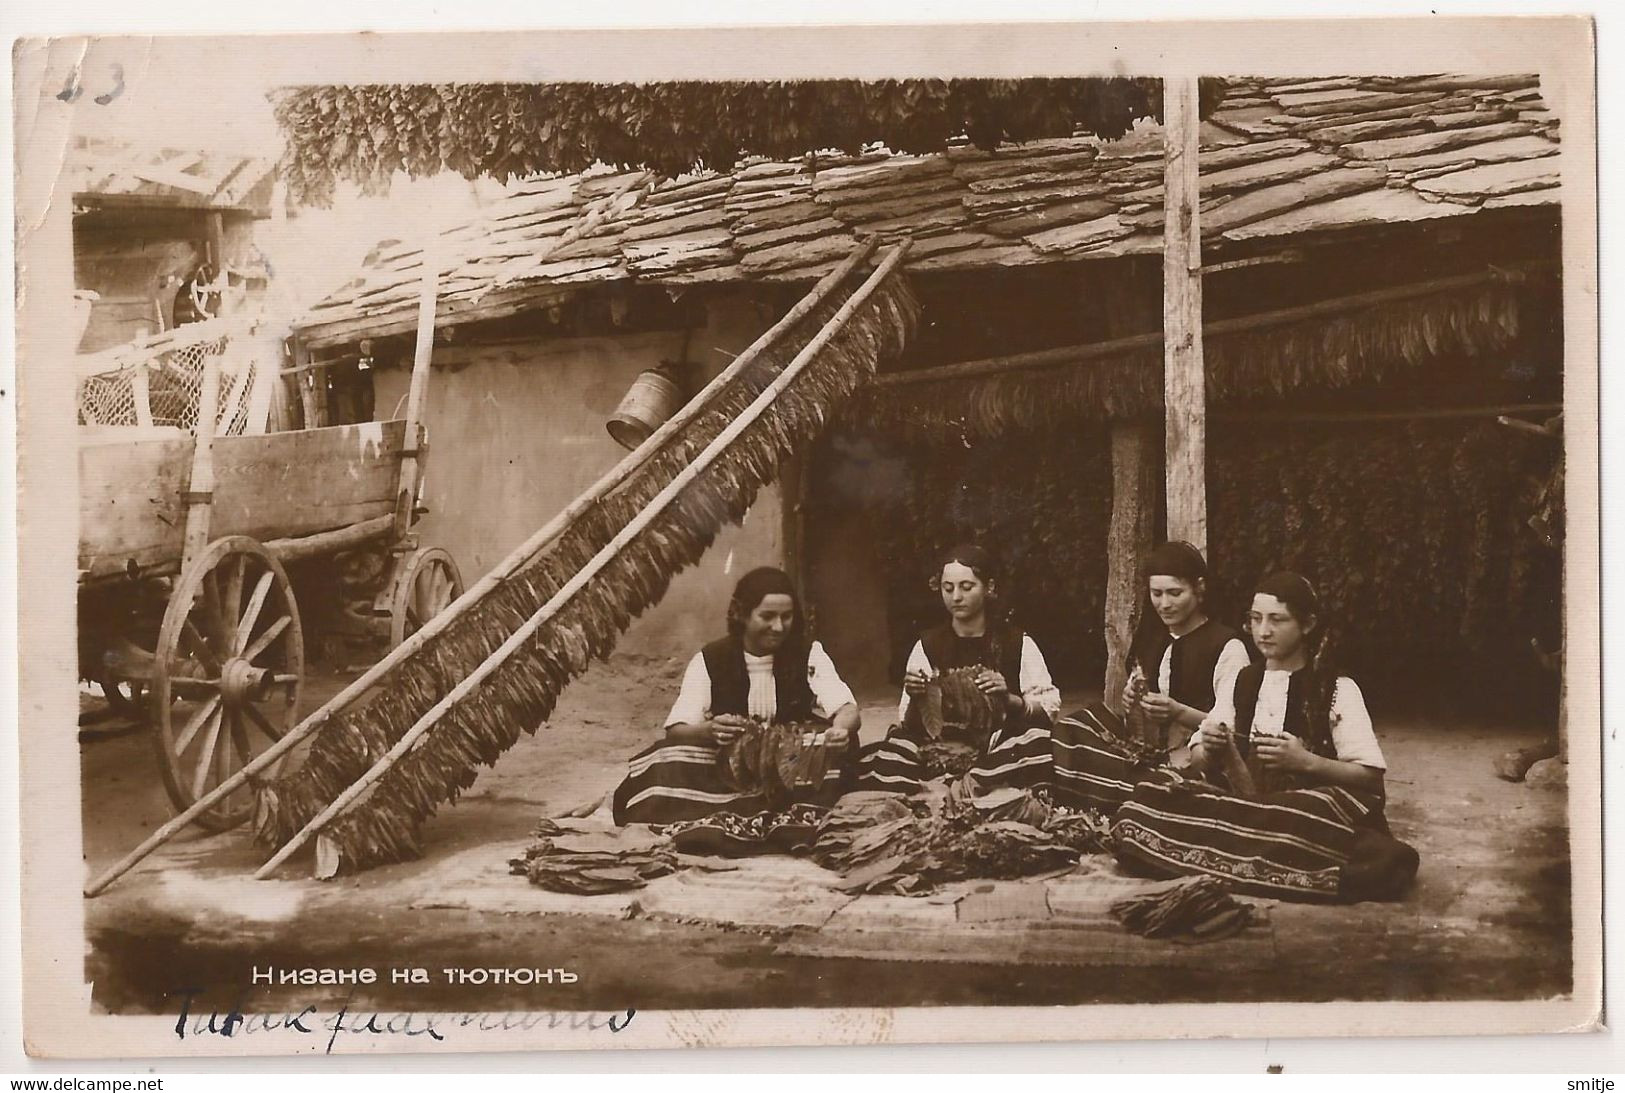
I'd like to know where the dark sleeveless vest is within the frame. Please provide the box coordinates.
[1134,618,1243,714]
[701,636,816,725]
[1230,663,1337,761]
[919,621,1025,693]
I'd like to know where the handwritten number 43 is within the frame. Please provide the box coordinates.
[58,63,125,105]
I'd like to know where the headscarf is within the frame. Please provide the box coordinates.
[1142,540,1208,583]
[1129,541,1213,678]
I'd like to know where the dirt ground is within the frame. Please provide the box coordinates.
[78,651,1574,1016]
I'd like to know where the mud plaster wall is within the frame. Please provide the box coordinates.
[372,291,784,664]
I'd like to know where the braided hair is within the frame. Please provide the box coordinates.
[1253,571,1340,759]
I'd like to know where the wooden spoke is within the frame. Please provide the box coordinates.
[181,619,223,673]
[390,548,465,649]
[171,677,221,701]
[154,536,303,833]
[242,701,285,743]
[224,555,246,637]
[174,694,222,755]
[235,570,277,655]
[191,709,224,800]
[218,709,238,790]
[243,615,291,663]
[200,571,231,651]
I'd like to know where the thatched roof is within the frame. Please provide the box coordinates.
[70,136,278,216]
[296,75,1559,347]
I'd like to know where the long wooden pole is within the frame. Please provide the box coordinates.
[871,264,1548,389]
[393,227,441,541]
[1163,74,1207,553]
[179,348,222,572]
[258,241,912,879]
[1100,264,1159,716]
[84,239,880,898]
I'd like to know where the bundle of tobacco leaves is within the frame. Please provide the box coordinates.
[1041,805,1115,856]
[919,740,980,780]
[721,721,831,809]
[920,667,997,744]
[931,818,1080,881]
[810,788,1080,895]
[660,802,828,857]
[970,785,1053,827]
[508,819,678,895]
[1109,875,1254,942]
[258,254,919,877]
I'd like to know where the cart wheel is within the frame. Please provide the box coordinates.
[152,536,304,832]
[388,547,464,648]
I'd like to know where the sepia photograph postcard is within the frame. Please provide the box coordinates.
[10,12,1603,1061]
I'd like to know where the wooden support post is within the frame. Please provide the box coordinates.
[1101,261,1161,712]
[180,347,222,571]
[1104,421,1158,714]
[206,212,229,317]
[1162,75,1207,553]
[394,229,440,542]
[293,338,318,430]
[129,366,154,428]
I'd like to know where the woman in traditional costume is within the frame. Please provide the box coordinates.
[858,544,1061,794]
[1045,541,1252,809]
[611,567,861,825]
[1109,572,1420,903]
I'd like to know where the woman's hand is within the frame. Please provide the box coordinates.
[1254,733,1319,775]
[823,724,850,748]
[976,669,1023,716]
[1138,691,1183,725]
[903,668,935,697]
[708,714,752,747]
[1194,720,1233,754]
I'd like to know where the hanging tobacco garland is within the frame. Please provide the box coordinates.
[256,259,921,876]
[849,274,1530,442]
[1207,418,1560,703]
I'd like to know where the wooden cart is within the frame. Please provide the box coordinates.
[77,317,464,832]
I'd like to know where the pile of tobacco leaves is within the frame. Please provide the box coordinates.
[508,819,678,895]
[809,786,1113,895]
[1109,875,1254,942]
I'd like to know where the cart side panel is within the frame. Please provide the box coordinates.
[208,419,408,544]
[79,433,191,579]
[78,420,409,581]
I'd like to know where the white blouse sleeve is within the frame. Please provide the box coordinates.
[663,651,713,729]
[1209,639,1252,715]
[898,640,931,723]
[1201,671,1239,732]
[1018,636,1062,725]
[806,641,856,721]
[1329,678,1387,770]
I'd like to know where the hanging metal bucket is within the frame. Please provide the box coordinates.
[607,367,685,450]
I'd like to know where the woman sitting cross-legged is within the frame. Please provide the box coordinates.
[611,567,861,825]
[1044,541,1252,810]
[858,543,1061,794]
[1109,572,1421,903]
